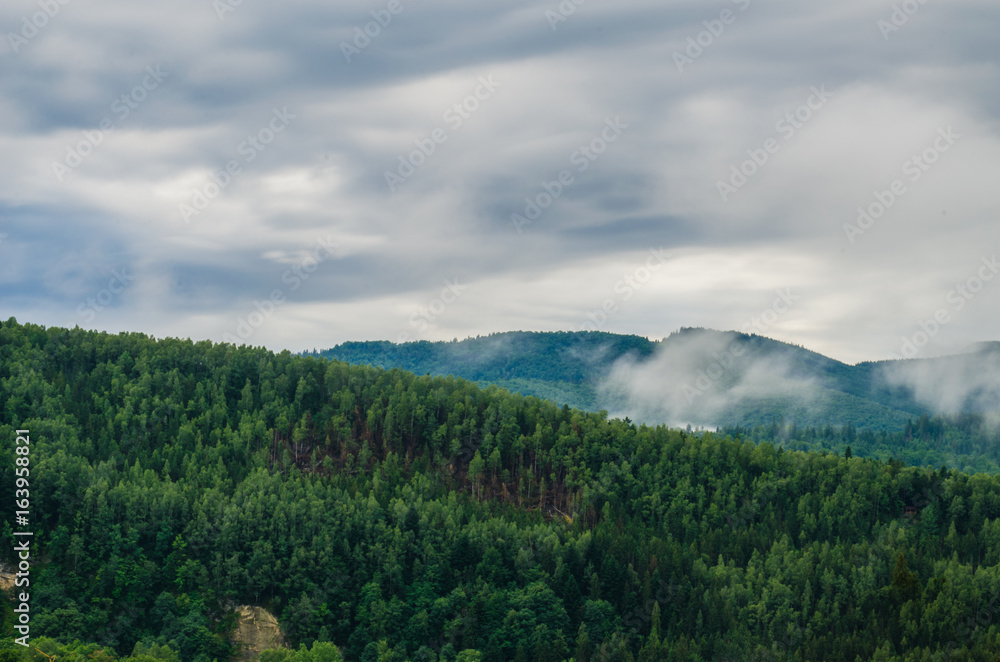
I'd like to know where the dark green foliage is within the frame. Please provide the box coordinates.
[326,330,1000,474]
[311,331,655,387]
[2,319,1000,661]
[725,414,1000,474]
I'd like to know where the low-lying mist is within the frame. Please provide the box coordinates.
[876,344,1000,422]
[597,329,825,428]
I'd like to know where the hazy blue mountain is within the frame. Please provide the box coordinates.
[310,328,999,431]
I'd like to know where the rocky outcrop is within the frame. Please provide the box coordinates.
[233,605,286,661]
[0,562,16,593]
[0,571,16,593]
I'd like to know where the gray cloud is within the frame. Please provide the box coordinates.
[0,0,998,360]
[878,345,1000,415]
[597,329,825,428]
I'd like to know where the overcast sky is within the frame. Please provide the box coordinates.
[1,0,997,363]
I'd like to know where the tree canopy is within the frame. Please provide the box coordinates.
[2,318,1000,661]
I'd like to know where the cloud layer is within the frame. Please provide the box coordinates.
[598,329,824,428]
[878,344,1000,415]
[2,0,999,363]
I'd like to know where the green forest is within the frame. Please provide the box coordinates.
[722,416,1000,476]
[3,318,1000,661]
[316,331,1000,474]
[310,329,939,432]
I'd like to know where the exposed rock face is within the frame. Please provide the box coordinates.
[0,563,16,593]
[233,605,286,661]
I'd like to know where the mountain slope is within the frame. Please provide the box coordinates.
[5,318,1000,661]
[312,328,948,429]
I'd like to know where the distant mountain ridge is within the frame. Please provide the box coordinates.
[309,328,1000,431]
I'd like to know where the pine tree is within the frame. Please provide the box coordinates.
[638,602,661,662]
[574,623,590,662]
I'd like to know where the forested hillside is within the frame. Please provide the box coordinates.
[723,415,1000,476]
[309,332,649,416]
[311,329,931,429]
[314,329,1000,472]
[3,319,1000,661]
